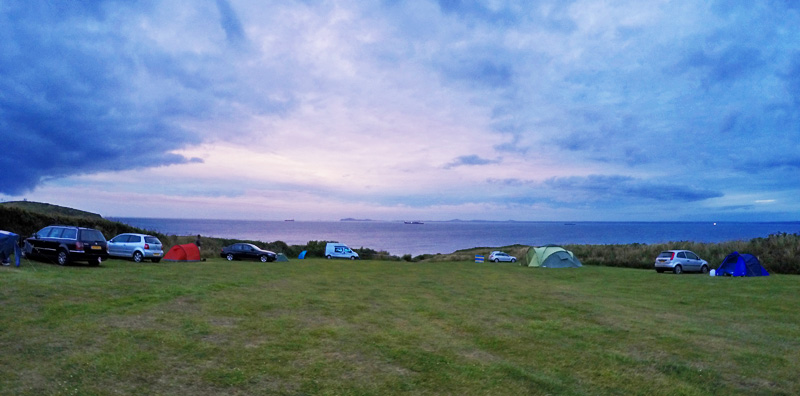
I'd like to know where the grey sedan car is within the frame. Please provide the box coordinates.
[654,250,709,274]
[107,233,164,263]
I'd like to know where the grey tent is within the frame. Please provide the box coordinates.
[276,253,289,262]
[523,245,582,268]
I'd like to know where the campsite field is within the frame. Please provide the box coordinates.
[1,259,798,395]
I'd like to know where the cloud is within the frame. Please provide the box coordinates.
[675,45,765,85]
[0,1,283,195]
[436,0,521,25]
[215,0,247,46]
[444,155,501,169]
[544,175,723,203]
[1,1,798,221]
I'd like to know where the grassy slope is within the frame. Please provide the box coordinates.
[0,201,102,219]
[1,258,798,395]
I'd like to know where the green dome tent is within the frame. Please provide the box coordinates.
[524,245,582,268]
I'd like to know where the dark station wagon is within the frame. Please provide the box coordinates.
[23,225,108,266]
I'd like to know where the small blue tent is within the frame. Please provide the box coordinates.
[716,252,768,277]
[0,230,21,267]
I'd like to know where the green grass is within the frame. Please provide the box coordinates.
[1,259,798,395]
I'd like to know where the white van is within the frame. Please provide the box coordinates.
[325,242,359,260]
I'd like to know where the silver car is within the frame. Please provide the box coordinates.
[488,251,517,263]
[107,233,164,263]
[654,250,709,274]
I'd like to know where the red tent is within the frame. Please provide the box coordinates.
[163,243,201,262]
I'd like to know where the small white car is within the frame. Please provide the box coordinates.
[489,251,516,263]
[107,233,164,263]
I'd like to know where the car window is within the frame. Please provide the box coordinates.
[80,229,106,242]
[657,252,672,258]
[677,252,686,259]
[686,252,698,260]
[129,235,142,243]
[145,236,161,244]
[37,226,53,238]
[46,227,64,238]
[111,235,123,243]
[61,228,77,240]
[55,228,70,238]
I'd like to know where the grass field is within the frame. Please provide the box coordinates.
[1,258,798,395]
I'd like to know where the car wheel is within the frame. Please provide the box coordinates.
[350,256,356,260]
[226,253,234,261]
[673,265,683,274]
[700,265,709,274]
[511,258,516,263]
[260,255,268,263]
[494,258,499,263]
[133,251,143,263]
[57,250,69,266]
[326,255,332,259]
[152,258,161,263]
[89,257,101,267]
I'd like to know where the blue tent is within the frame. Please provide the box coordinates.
[0,230,21,267]
[716,252,768,277]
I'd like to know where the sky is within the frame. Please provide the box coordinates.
[1,0,799,221]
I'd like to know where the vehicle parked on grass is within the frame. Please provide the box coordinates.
[107,233,164,263]
[325,242,359,260]
[489,251,517,263]
[220,243,277,262]
[23,225,108,266]
[654,250,709,274]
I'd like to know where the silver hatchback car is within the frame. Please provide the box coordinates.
[107,233,164,263]
[654,250,709,274]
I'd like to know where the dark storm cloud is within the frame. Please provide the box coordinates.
[0,1,260,195]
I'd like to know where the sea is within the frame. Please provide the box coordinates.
[109,218,800,257]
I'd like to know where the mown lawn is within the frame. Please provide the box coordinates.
[1,258,798,395]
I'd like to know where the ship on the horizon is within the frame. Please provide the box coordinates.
[404,221,424,225]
